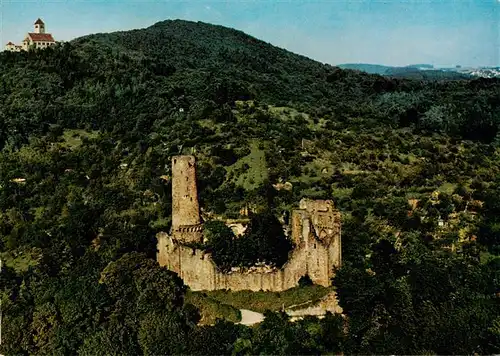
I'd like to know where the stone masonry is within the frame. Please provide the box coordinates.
[157,155,342,291]
[171,155,203,243]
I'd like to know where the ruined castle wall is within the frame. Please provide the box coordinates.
[281,244,309,287]
[300,198,341,285]
[158,232,217,290]
[157,225,337,291]
[291,210,307,245]
[223,271,282,292]
[157,232,182,274]
[176,246,217,290]
[300,199,336,238]
[157,210,341,291]
[299,199,333,214]
[328,212,342,271]
[306,240,330,286]
[158,242,304,292]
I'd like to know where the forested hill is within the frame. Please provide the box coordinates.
[1,19,500,355]
[0,19,499,146]
[70,19,385,115]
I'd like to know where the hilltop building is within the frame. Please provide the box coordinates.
[157,155,342,292]
[4,18,56,52]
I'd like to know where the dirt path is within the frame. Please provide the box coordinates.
[238,291,343,326]
[238,309,265,326]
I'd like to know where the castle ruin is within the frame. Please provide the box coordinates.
[171,156,203,243]
[157,155,341,291]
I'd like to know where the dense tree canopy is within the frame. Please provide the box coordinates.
[202,211,293,271]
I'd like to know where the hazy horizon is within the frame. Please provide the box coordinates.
[0,0,498,68]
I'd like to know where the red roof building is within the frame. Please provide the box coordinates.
[5,18,56,52]
[27,33,55,42]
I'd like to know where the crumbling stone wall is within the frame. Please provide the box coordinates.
[157,155,342,291]
[157,209,340,291]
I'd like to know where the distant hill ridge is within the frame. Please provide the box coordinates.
[337,63,393,75]
[338,62,477,79]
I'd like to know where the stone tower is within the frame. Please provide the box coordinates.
[171,155,203,243]
[34,18,45,34]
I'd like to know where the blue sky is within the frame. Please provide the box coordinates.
[0,0,498,67]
